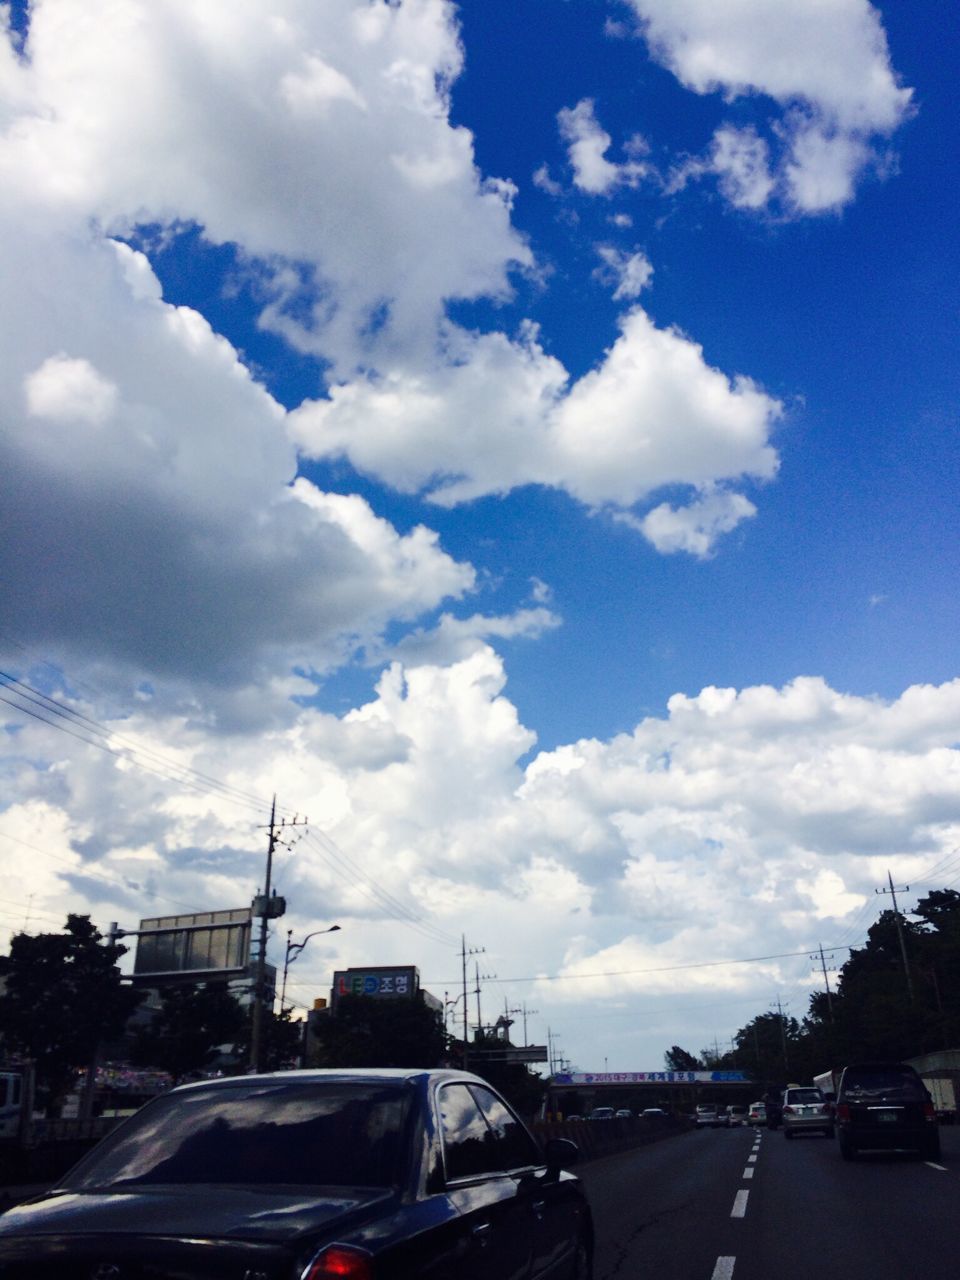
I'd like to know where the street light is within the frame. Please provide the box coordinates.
[280,925,341,1013]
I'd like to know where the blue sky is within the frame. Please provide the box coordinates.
[1,0,958,1071]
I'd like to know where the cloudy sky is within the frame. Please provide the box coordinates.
[2,0,958,1073]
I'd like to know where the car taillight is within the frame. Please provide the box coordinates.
[923,1101,936,1122]
[782,1106,794,1115]
[836,1104,850,1122]
[303,1245,375,1279]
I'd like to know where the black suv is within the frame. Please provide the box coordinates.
[835,1061,940,1161]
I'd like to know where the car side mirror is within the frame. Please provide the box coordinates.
[543,1137,580,1176]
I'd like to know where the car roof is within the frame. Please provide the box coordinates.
[841,1061,916,1072]
[169,1068,484,1094]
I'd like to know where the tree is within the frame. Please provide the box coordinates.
[0,914,141,1111]
[664,1046,703,1072]
[129,983,246,1081]
[309,994,445,1069]
[234,1006,306,1073]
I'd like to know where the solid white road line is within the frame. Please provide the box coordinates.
[711,1258,736,1280]
[743,1166,754,1179]
[731,1190,749,1218]
[925,1162,948,1171]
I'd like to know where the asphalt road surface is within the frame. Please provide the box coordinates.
[579,1122,960,1280]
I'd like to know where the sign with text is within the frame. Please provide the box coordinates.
[332,966,419,1006]
[553,1070,748,1085]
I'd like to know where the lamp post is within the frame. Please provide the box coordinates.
[280,925,341,1013]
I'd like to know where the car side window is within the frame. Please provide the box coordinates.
[439,1084,504,1180]
[469,1085,542,1171]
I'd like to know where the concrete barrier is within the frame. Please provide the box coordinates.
[532,1114,692,1162]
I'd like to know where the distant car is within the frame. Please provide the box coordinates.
[782,1085,834,1139]
[695,1104,722,1129]
[0,1068,595,1278]
[589,1105,616,1121]
[725,1104,748,1127]
[641,1107,668,1121]
[615,1108,633,1119]
[835,1061,941,1161]
[747,1101,767,1125]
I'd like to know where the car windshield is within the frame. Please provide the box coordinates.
[786,1089,822,1104]
[842,1068,927,1100]
[61,1081,408,1191]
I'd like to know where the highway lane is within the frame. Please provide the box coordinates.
[579,1122,960,1280]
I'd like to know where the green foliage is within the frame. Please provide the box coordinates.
[233,1006,306,1072]
[0,914,141,1110]
[664,1045,702,1071]
[686,889,960,1086]
[309,994,446,1069]
[129,983,246,1081]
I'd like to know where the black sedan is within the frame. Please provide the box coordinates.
[0,1068,593,1279]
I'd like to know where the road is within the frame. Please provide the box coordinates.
[579,1122,960,1280]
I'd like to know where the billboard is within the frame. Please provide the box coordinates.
[132,908,252,982]
[331,966,419,1007]
[553,1070,748,1085]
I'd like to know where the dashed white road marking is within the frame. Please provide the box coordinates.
[711,1258,736,1280]
[743,1166,754,1179]
[731,1190,749,1218]
[747,1154,757,1163]
[925,1162,948,1171]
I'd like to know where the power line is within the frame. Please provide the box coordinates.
[2,664,461,950]
[301,831,459,948]
[0,671,272,815]
[426,940,869,988]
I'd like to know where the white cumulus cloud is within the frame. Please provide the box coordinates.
[623,0,912,212]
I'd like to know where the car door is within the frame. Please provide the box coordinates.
[470,1083,585,1280]
[437,1082,533,1280]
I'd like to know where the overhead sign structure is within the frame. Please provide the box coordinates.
[553,1070,748,1085]
[132,908,252,983]
[468,1046,549,1065]
[331,966,419,1006]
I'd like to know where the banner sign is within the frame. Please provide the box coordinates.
[553,1070,748,1085]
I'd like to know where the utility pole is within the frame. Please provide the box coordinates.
[876,870,915,1002]
[249,798,305,1072]
[460,935,484,1072]
[521,1002,538,1047]
[776,997,789,1075]
[473,963,496,1039]
[810,943,835,1022]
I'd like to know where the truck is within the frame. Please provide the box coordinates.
[923,1076,957,1123]
[813,1068,840,1098]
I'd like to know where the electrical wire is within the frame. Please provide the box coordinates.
[0,671,273,816]
[425,940,869,988]
[1,663,460,950]
[300,831,459,948]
